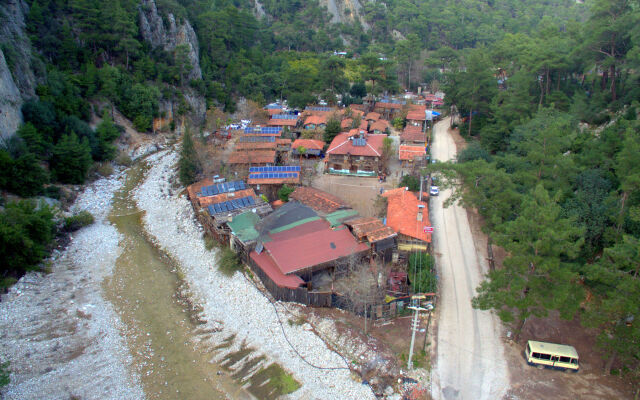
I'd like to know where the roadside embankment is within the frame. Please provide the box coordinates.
[135,150,375,400]
[0,173,145,399]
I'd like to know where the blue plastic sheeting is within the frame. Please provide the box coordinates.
[199,181,246,197]
[207,196,256,215]
[249,172,299,179]
[249,166,301,173]
[305,106,333,112]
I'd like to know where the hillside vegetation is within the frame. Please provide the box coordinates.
[0,0,637,380]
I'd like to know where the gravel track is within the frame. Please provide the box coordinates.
[0,173,145,400]
[134,150,375,400]
[430,118,510,400]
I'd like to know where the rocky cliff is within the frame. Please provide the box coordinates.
[0,0,37,139]
[139,0,202,81]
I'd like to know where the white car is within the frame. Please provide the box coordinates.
[430,186,439,196]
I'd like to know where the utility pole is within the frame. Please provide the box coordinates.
[407,295,427,369]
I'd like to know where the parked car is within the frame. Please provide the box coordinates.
[430,186,439,196]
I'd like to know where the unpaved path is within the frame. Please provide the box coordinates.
[430,117,510,399]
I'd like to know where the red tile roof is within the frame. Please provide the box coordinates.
[289,187,349,214]
[407,107,427,121]
[369,119,389,132]
[277,138,292,145]
[382,188,431,242]
[247,175,300,185]
[304,115,327,126]
[228,150,276,164]
[350,104,366,112]
[345,217,397,242]
[376,102,403,110]
[268,108,283,115]
[401,125,425,143]
[292,139,325,151]
[398,144,426,161]
[341,118,353,129]
[263,227,369,274]
[186,178,214,202]
[235,141,277,150]
[326,133,386,157]
[359,120,369,131]
[268,119,298,127]
[365,112,381,121]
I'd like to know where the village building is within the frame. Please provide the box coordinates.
[369,119,390,134]
[398,144,427,167]
[246,165,301,198]
[238,200,369,305]
[406,104,427,130]
[303,114,327,130]
[227,149,276,167]
[401,125,426,145]
[264,103,284,116]
[291,138,325,157]
[374,99,405,120]
[344,217,397,262]
[267,114,299,129]
[325,131,386,176]
[365,112,381,123]
[186,179,273,240]
[382,187,432,252]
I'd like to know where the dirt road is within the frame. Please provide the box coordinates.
[430,118,510,399]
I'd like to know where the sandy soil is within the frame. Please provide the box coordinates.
[429,117,510,400]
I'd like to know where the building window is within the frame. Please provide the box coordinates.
[333,164,342,170]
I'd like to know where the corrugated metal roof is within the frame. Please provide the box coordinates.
[325,209,359,227]
[228,211,261,243]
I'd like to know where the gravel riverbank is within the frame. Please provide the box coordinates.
[135,150,375,400]
[0,174,145,399]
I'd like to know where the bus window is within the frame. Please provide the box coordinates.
[560,356,571,363]
[539,353,551,360]
[532,352,541,359]
[571,359,578,365]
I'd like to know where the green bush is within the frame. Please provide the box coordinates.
[64,211,95,231]
[216,246,242,276]
[278,184,295,202]
[51,133,93,184]
[179,129,201,186]
[0,200,56,277]
[408,252,436,294]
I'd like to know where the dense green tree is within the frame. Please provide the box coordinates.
[95,113,121,161]
[323,118,341,143]
[473,184,585,338]
[178,130,200,186]
[51,133,93,184]
[0,200,55,277]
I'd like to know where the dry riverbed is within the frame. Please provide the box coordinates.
[0,172,145,399]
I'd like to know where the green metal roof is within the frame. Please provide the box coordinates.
[325,209,359,227]
[228,211,261,242]
[268,216,321,234]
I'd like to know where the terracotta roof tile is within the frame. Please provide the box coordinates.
[341,118,352,129]
[277,138,292,145]
[235,141,277,150]
[382,188,431,242]
[292,139,325,151]
[399,144,426,161]
[289,187,349,214]
[186,178,213,202]
[345,217,397,242]
[375,102,403,109]
[268,119,298,126]
[401,125,426,143]
[365,112,381,121]
[369,119,389,132]
[326,133,386,157]
[304,115,327,126]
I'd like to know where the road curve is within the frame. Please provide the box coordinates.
[430,118,510,400]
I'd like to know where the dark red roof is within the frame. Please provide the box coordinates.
[269,219,330,241]
[292,139,325,151]
[290,187,349,214]
[250,251,305,289]
[268,119,298,127]
[401,125,425,143]
[326,133,386,157]
[264,227,368,274]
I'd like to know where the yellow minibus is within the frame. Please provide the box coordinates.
[525,340,579,371]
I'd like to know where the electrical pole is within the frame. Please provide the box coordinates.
[407,295,427,369]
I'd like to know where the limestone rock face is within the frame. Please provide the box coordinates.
[139,0,202,81]
[0,49,23,139]
[0,0,37,138]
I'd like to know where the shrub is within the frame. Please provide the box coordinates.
[179,129,201,186]
[51,133,92,184]
[408,252,436,293]
[63,211,95,231]
[115,152,133,167]
[277,184,295,202]
[216,246,242,276]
